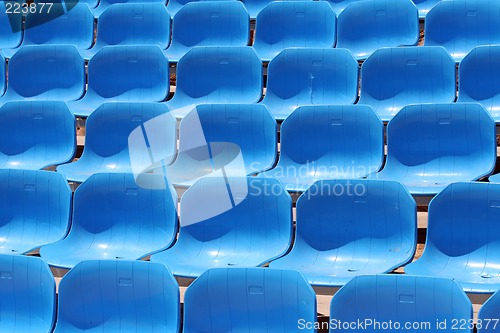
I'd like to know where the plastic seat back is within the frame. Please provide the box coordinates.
[336,0,419,60]
[261,48,358,120]
[2,45,85,104]
[406,182,500,293]
[57,102,176,183]
[168,46,262,118]
[184,268,316,333]
[0,101,75,170]
[458,45,500,121]
[39,173,178,269]
[86,3,170,59]
[324,0,362,16]
[425,0,500,62]
[167,104,276,186]
[93,0,167,16]
[376,103,496,195]
[0,8,22,51]
[71,45,170,117]
[358,46,456,121]
[270,179,416,286]
[149,177,293,277]
[0,170,71,254]
[478,289,500,332]
[55,260,180,333]
[0,254,56,333]
[253,1,336,61]
[166,1,249,62]
[412,0,441,18]
[330,275,472,333]
[20,3,93,52]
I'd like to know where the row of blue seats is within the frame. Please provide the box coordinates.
[2,0,497,62]
[4,44,500,122]
[3,169,500,293]
[0,101,495,195]
[3,256,489,333]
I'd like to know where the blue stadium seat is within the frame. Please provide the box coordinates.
[166,104,276,187]
[330,275,472,333]
[0,254,56,333]
[358,46,456,121]
[336,0,419,60]
[40,173,178,269]
[0,45,85,106]
[258,105,383,192]
[260,48,359,120]
[150,177,293,278]
[184,268,316,333]
[252,1,336,62]
[412,0,441,18]
[92,0,167,17]
[0,8,22,56]
[478,290,500,333]
[83,3,170,60]
[54,260,179,333]
[0,54,5,97]
[0,170,71,254]
[166,1,249,63]
[458,45,500,122]
[0,101,75,170]
[489,174,500,183]
[424,0,500,62]
[58,103,176,183]
[370,103,496,196]
[69,45,169,117]
[269,179,416,287]
[167,47,262,119]
[166,0,237,18]
[2,3,93,59]
[405,182,500,293]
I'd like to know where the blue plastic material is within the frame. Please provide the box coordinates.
[55,260,180,333]
[489,174,500,183]
[0,254,56,333]
[0,170,71,254]
[184,268,316,333]
[92,0,167,17]
[270,179,416,286]
[253,1,336,62]
[259,105,383,192]
[2,3,94,59]
[166,0,237,18]
[358,46,456,121]
[58,103,176,183]
[150,177,293,278]
[0,45,85,106]
[412,0,441,18]
[458,46,500,122]
[166,1,249,63]
[336,0,419,60]
[324,0,362,16]
[478,290,500,333]
[167,47,262,119]
[83,4,170,60]
[0,54,5,97]
[406,182,500,293]
[330,275,473,333]
[69,46,169,117]
[424,0,500,62]
[260,48,359,120]
[40,173,178,269]
[0,9,22,56]
[166,104,276,187]
[0,101,76,170]
[370,103,496,196]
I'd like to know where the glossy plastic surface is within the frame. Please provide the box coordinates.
[260,48,359,120]
[150,177,293,278]
[371,103,496,195]
[258,105,383,192]
[270,179,416,286]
